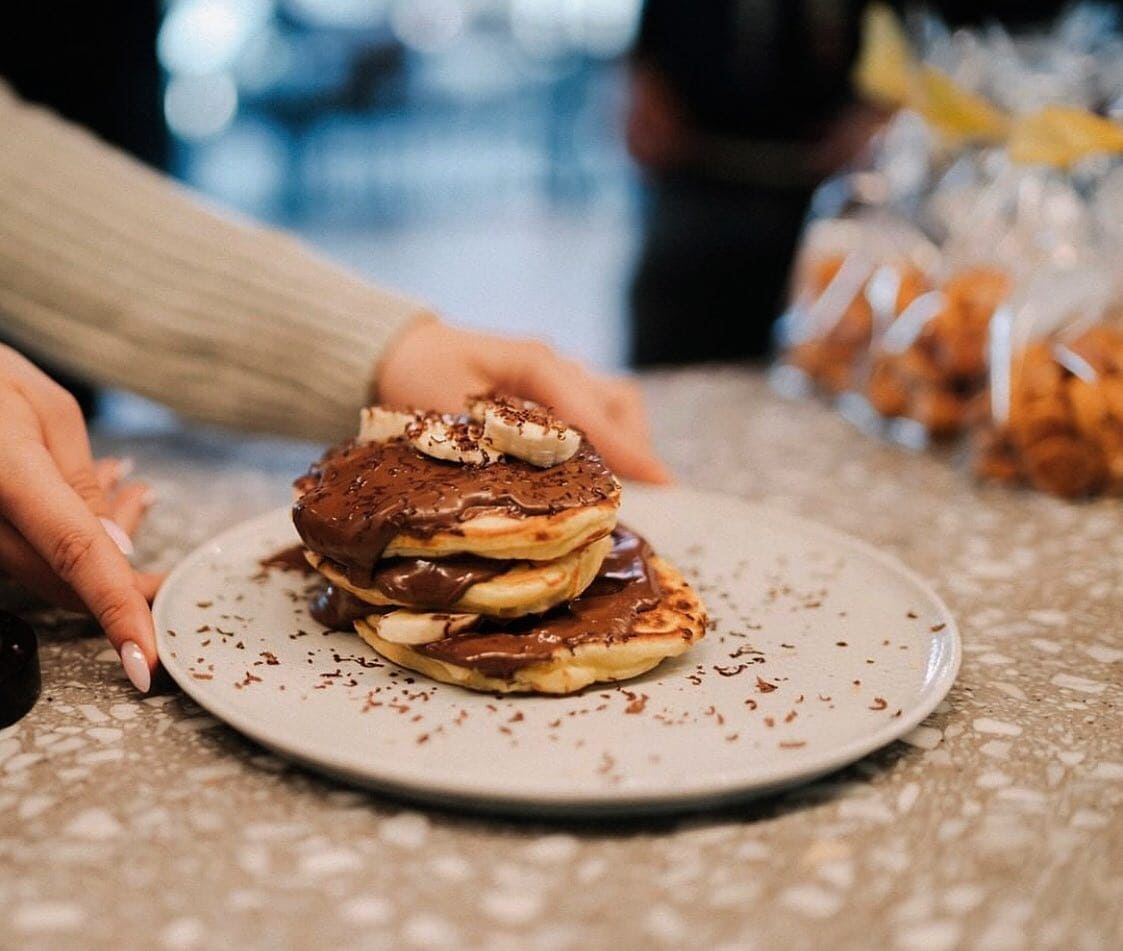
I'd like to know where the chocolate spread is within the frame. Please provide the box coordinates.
[292,438,617,578]
[312,552,506,608]
[418,526,665,678]
[309,584,379,631]
[263,543,503,608]
[259,545,316,574]
[367,555,505,607]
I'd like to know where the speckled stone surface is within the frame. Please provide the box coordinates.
[1,369,1120,951]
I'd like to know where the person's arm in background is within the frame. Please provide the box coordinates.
[0,81,669,690]
[0,84,417,444]
[0,82,668,472]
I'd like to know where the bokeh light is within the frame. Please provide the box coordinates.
[283,0,391,29]
[158,0,274,76]
[510,0,641,60]
[389,0,467,54]
[164,73,239,139]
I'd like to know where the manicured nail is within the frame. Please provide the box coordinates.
[99,517,135,557]
[119,641,151,693]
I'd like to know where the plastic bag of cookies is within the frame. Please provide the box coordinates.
[866,265,1011,443]
[777,2,1123,452]
[775,6,983,408]
[774,209,938,402]
[973,264,1123,498]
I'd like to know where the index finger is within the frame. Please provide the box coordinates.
[0,348,109,514]
[0,440,156,689]
[603,377,653,442]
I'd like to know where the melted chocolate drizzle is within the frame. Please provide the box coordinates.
[311,552,505,609]
[309,584,379,631]
[258,545,315,574]
[367,555,504,607]
[299,527,669,676]
[291,438,617,577]
[418,526,664,678]
[262,543,503,610]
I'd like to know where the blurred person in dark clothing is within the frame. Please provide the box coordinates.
[625,0,1071,367]
[626,0,875,366]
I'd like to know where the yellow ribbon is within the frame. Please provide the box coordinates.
[853,3,1123,161]
[1008,105,1123,167]
[852,3,912,107]
[854,5,1008,142]
[911,66,1009,143]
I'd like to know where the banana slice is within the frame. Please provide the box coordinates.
[471,394,581,467]
[358,406,419,444]
[371,609,479,645]
[407,413,495,466]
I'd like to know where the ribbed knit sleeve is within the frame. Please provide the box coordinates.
[0,82,428,443]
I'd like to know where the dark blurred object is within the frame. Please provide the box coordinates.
[921,1,1081,27]
[0,2,165,167]
[626,0,1073,367]
[1,1,166,416]
[628,0,869,366]
[0,611,40,728]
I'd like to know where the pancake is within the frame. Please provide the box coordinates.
[385,505,616,561]
[352,529,707,695]
[293,438,621,571]
[307,534,614,618]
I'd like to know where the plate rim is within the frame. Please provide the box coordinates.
[154,487,961,814]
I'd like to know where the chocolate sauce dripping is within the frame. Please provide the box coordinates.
[292,439,617,578]
[418,527,665,678]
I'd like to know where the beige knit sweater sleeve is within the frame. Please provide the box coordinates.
[0,82,427,443]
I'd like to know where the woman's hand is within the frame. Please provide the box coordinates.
[377,319,673,483]
[0,346,158,692]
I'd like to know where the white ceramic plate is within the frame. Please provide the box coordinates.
[154,487,960,816]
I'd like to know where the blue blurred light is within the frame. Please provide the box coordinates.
[164,73,239,139]
[158,0,274,76]
[283,0,391,29]
[389,0,467,53]
[510,0,641,60]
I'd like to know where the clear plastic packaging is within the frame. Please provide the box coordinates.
[866,265,1010,440]
[776,138,1009,442]
[774,211,936,399]
[973,263,1123,497]
[778,3,1123,464]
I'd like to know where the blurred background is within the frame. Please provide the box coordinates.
[2,0,1073,425]
[157,0,644,370]
[4,1,645,378]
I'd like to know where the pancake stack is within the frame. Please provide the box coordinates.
[292,395,706,694]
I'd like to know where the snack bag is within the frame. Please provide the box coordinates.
[775,210,936,399]
[866,159,1079,442]
[776,4,988,406]
[779,1,1123,450]
[973,264,1123,497]
[848,4,1123,441]
[866,265,1010,440]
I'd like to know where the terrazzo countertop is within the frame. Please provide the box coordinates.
[1,368,1120,950]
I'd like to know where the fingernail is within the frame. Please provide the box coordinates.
[99,517,135,557]
[140,487,158,508]
[116,457,136,480]
[119,641,151,694]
